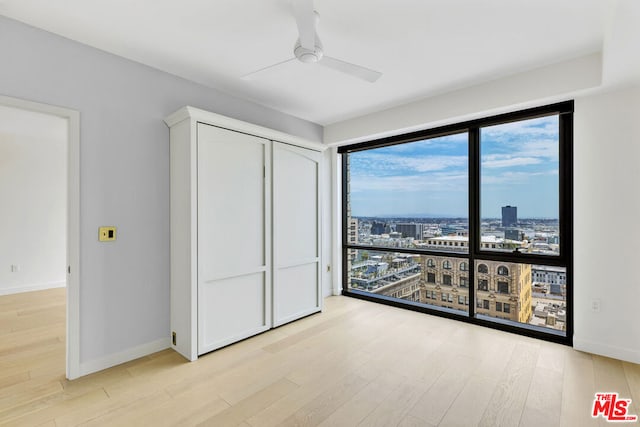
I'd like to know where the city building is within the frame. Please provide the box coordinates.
[350,255,421,300]
[351,235,534,325]
[418,235,523,252]
[345,156,358,269]
[505,228,523,241]
[419,256,532,323]
[532,265,567,297]
[502,205,518,227]
[370,220,387,235]
[395,222,425,240]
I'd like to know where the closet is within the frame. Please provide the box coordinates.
[165,107,324,360]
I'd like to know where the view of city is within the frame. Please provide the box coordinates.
[345,115,567,333]
[346,215,566,332]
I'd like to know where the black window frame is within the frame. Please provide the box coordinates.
[339,101,574,346]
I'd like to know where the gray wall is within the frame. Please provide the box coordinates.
[0,15,322,365]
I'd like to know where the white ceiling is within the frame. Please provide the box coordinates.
[0,0,614,125]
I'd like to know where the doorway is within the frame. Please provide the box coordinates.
[0,95,80,379]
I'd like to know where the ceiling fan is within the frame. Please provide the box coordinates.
[241,0,382,83]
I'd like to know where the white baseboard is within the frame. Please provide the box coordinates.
[0,281,66,296]
[79,338,170,377]
[573,336,640,364]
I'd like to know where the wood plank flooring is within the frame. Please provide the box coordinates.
[0,288,638,426]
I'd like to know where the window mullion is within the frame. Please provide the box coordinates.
[469,127,480,318]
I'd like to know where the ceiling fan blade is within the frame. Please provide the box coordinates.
[319,56,382,83]
[293,0,315,50]
[241,57,297,81]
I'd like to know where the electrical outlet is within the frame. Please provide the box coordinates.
[591,299,601,312]
[327,265,331,272]
[172,331,176,346]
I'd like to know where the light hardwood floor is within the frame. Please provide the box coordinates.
[0,288,638,426]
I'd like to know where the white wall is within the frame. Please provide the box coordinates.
[0,105,67,295]
[573,85,640,363]
[0,15,322,374]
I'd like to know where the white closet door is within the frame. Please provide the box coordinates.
[272,142,321,326]
[197,123,271,354]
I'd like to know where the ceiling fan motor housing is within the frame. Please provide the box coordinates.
[294,38,324,63]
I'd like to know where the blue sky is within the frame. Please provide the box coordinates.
[349,115,559,218]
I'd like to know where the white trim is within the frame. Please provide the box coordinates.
[331,148,342,296]
[0,281,66,296]
[573,337,640,365]
[79,338,169,377]
[0,95,81,380]
[164,106,327,152]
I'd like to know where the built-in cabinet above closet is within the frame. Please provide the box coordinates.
[164,106,325,361]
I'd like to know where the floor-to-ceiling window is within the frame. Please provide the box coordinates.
[340,101,573,344]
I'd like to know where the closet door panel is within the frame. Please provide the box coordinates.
[273,142,321,326]
[197,123,270,354]
[199,272,266,350]
[197,124,266,278]
[275,148,318,260]
[276,263,318,323]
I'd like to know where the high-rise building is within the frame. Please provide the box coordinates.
[345,156,358,283]
[395,223,424,240]
[502,205,518,227]
[370,221,387,235]
[348,218,359,245]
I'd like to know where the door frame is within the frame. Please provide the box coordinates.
[0,95,80,379]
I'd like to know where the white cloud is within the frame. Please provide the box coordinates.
[482,116,558,142]
[378,133,467,153]
[482,156,542,168]
[352,153,467,174]
[482,169,559,184]
[481,116,559,162]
